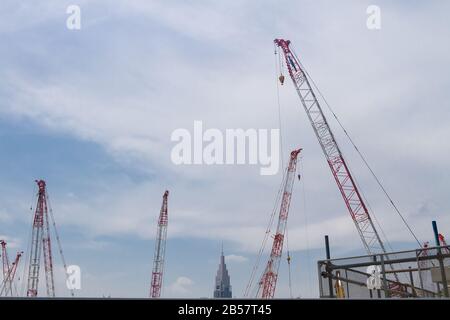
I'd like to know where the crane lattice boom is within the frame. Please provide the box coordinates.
[274,39,387,256]
[0,250,23,296]
[27,180,55,297]
[150,190,169,298]
[259,149,301,299]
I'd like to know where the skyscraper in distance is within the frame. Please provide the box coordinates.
[213,246,232,298]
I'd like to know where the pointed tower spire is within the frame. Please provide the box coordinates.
[213,245,232,298]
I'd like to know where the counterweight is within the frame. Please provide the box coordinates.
[259,149,301,298]
[150,190,169,298]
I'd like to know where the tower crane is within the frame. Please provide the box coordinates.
[1,240,11,295]
[150,190,169,298]
[258,149,301,298]
[26,180,73,297]
[274,38,387,256]
[274,39,409,294]
[27,180,55,297]
[0,251,23,296]
[1,240,10,283]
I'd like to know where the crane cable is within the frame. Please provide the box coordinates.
[290,47,422,248]
[299,158,311,298]
[244,170,287,297]
[20,196,35,296]
[277,43,294,298]
[274,44,285,170]
[46,193,75,297]
[285,226,293,298]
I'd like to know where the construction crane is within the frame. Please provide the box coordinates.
[1,240,11,295]
[1,240,10,283]
[258,149,301,298]
[150,190,169,298]
[274,38,389,256]
[0,251,23,296]
[27,180,55,297]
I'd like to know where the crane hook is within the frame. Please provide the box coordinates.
[279,74,285,85]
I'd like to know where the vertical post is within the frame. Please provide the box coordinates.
[408,266,416,297]
[373,255,381,298]
[325,235,334,298]
[417,249,425,296]
[432,221,449,297]
[325,235,331,260]
[380,254,389,298]
[345,269,350,298]
[432,221,440,247]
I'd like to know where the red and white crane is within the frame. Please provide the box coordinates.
[274,39,388,256]
[150,190,169,298]
[1,240,23,296]
[27,180,55,297]
[258,149,301,298]
[0,250,23,297]
[1,240,10,283]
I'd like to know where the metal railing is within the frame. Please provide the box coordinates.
[317,245,450,298]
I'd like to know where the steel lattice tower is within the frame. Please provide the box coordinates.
[259,149,301,298]
[150,190,169,298]
[27,180,55,297]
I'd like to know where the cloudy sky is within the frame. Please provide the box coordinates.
[0,1,449,298]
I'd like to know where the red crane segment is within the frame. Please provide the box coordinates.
[259,149,301,299]
[0,240,10,281]
[0,251,23,296]
[27,180,55,297]
[274,39,387,256]
[1,240,11,295]
[438,234,449,254]
[150,190,169,298]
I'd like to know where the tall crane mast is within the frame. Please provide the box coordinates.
[1,240,10,282]
[150,190,169,298]
[259,149,301,299]
[0,251,23,296]
[27,180,55,297]
[1,240,11,295]
[274,39,387,256]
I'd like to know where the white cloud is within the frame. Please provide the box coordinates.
[0,235,22,249]
[167,276,194,296]
[225,254,248,263]
[0,0,449,258]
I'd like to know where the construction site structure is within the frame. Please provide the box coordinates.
[258,149,301,298]
[150,190,169,298]
[27,180,55,297]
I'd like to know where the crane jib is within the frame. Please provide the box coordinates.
[274,38,387,256]
[288,56,297,71]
